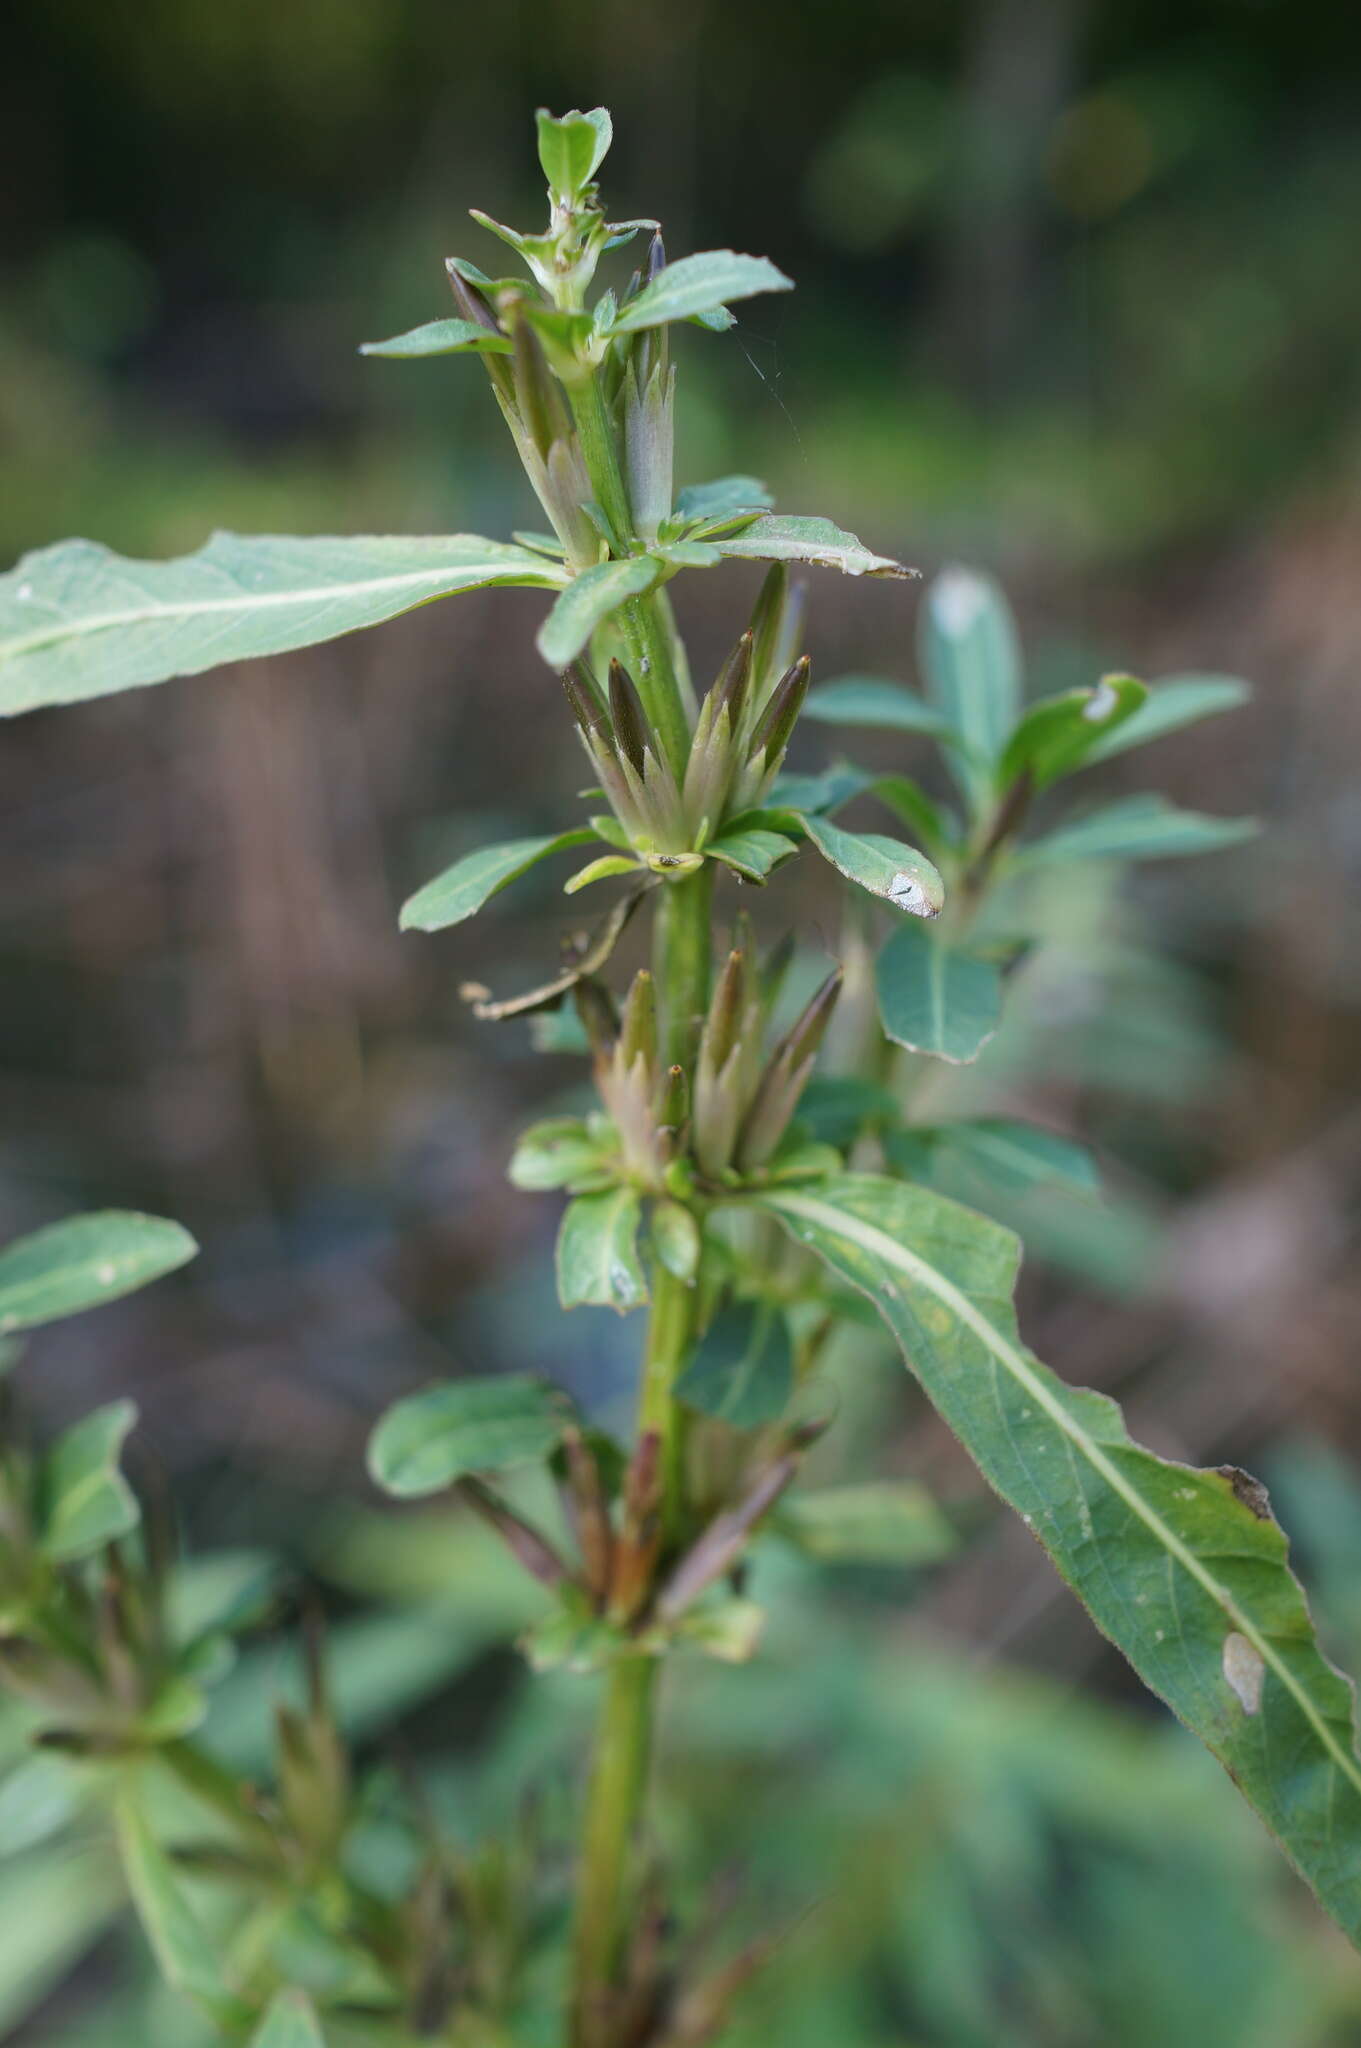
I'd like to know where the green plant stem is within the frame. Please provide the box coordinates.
[571,865,711,2039]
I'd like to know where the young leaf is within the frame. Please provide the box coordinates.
[762,1174,1361,1947]
[536,557,663,667]
[675,1304,792,1428]
[0,534,566,716]
[509,1118,616,1192]
[652,1200,702,1284]
[705,827,799,883]
[40,1400,140,1561]
[714,516,913,580]
[0,1212,197,1337]
[367,1376,566,1498]
[773,1481,957,1567]
[1017,794,1258,868]
[251,1990,327,2048]
[114,1785,230,2002]
[399,830,597,933]
[1085,673,1251,763]
[611,251,793,334]
[359,317,512,358]
[556,1187,648,1313]
[802,676,949,735]
[536,106,612,200]
[998,674,1148,789]
[919,567,1022,811]
[875,923,1002,1063]
[674,476,774,524]
[799,813,944,918]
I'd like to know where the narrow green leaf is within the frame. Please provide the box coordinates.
[800,813,945,918]
[359,317,512,358]
[556,1187,648,1313]
[890,1118,1099,1197]
[652,1200,701,1284]
[536,556,663,667]
[0,534,566,716]
[674,476,774,524]
[536,106,613,199]
[367,1375,566,1498]
[251,1989,327,2048]
[564,853,641,893]
[919,567,1022,812]
[802,676,948,735]
[773,1481,957,1567]
[705,827,798,882]
[875,923,1002,1063]
[399,830,597,933]
[999,674,1147,788]
[114,1784,228,2001]
[871,775,957,853]
[1018,794,1258,868]
[40,1400,140,1562]
[769,764,874,816]
[714,515,913,580]
[676,1304,792,1428]
[611,251,792,334]
[761,1172,1361,1951]
[0,1211,197,1335]
[1086,673,1251,763]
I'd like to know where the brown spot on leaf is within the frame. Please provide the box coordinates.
[1216,1465,1273,1521]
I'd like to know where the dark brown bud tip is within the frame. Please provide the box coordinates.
[608,659,651,776]
[445,260,501,335]
[748,655,811,763]
[647,231,667,281]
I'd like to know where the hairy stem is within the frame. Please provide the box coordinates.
[571,866,711,2039]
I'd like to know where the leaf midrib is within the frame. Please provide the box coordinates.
[766,1186,1361,1803]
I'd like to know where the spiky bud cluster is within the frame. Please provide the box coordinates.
[691,935,842,1180]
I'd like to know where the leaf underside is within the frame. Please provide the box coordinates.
[760,1172,1361,1948]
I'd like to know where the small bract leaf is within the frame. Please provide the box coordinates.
[1085,673,1251,763]
[536,557,663,667]
[800,813,944,918]
[676,1304,792,1428]
[251,1990,327,2048]
[0,1211,197,1335]
[803,676,948,734]
[875,923,1001,1063]
[509,1118,616,1193]
[367,1375,566,1498]
[675,476,775,524]
[564,854,640,894]
[400,830,597,933]
[1017,794,1258,867]
[536,106,613,199]
[714,515,912,579]
[999,673,1147,788]
[652,1199,701,1284]
[40,1400,140,1561]
[706,827,799,882]
[556,1187,648,1313]
[0,534,565,716]
[611,251,792,333]
[359,318,512,358]
[919,566,1022,812]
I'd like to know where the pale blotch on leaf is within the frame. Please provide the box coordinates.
[1084,679,1119,722]
[889,872,938,917]
[1223,1630,1265,1715]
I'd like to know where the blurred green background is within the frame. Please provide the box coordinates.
[4,0,1361,2040]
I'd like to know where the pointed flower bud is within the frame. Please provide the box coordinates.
[747,656,811,768]
[608,660,651,777]
[736,968,843,1173]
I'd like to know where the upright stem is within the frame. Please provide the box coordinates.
[571,864,711,2042]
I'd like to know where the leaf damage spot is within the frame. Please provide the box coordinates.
[1217,1464,1273,1521]
[1223,1630,1265,1715]
[888,872,937,917]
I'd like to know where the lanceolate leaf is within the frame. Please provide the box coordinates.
[536,556,662,666]
[114,1784,232,2004]
[890,1118,1099,1197]
[773,1480,957,1567]
[1017,794,1258,868]
[714,516,913,580]
[40,1400,140,1561]
[611,251,792,333]
[399,830,597,932]
[367,1376,566,1498]
[760,1172,1361,1948]
[919,567,1021,811]
[875,923,1002,1063]
[800,814,944,918]
[1085,673,1251,763]
[0,534,565,715]
[556,1187,648,1313]
[0,1212,197,1336]
[802,676,949,735]
[251,1990,327,2048]
[359,318,512,358]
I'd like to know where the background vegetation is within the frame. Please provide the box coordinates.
[4,2,1361,2040]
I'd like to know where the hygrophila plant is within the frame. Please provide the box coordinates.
[1,106,1358,2047]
